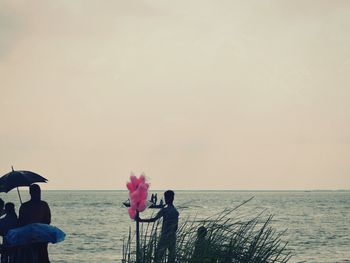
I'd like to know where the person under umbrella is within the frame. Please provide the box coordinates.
[18,184,51,263]
[0,167,47,204]
[0,203,19,263]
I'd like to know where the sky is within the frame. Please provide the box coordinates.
[0,0,350,190]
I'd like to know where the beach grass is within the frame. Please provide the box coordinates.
[122,198,291,263]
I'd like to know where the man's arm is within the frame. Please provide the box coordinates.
[136,210,163,223]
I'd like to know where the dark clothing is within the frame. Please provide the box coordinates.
[15,243,49,263]
[154,205,179,263]
[155,205,179,237]
[191,238,210,263]
[19,201,51,226]
[156,233,176,263]
[0,214,18,237]
[0,214,19,263]
[19,200,51,263]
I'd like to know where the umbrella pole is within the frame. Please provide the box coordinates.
[17,187,23,204]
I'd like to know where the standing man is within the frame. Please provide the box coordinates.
[19,184,51,263]
[137,190,179,263]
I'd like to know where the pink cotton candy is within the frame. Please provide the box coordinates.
[137,189,147,201]
[128,207,136,219]
[130,176,139,188]
[139,175,145,184]
[127,182,135,192]
[130,200,137,210]
[139,192,147,201]
[130,191,139,200]
[138,202,147,212]
[126,173,149,219]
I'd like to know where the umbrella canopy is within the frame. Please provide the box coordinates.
[5,223,65,247]
[0,168,47,193]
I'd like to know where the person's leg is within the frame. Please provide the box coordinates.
[168,235,176,263]
[154,237,167,263]
[26,245,35,263]
[8,253,14,263]
[13,246,24,263]
[35,243,50,263]
[1,252,9,263]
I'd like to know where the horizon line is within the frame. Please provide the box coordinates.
[37,188,350,191]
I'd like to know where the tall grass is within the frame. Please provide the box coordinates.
[122,198,291,263]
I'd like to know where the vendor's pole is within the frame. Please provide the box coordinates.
[136,211,140,263]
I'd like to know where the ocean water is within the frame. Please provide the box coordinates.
[1,190,349,263]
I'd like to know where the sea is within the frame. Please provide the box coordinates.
[1,190,349,263]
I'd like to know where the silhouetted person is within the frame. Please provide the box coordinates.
[19,184,51,263]
[137,190,179,263]
[0,203,19,263]
[151,194,155,204]
[191,226,210,263]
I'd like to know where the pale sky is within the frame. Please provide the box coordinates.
[0,0,349,190]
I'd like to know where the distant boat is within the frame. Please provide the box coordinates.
[123,201,131,207]
[122,200,164,209]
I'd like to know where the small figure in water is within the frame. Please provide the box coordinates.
[150,194,155,204]
[159,199,163,207]
[137,190,179,263]
[0,203,19,263]
[191,226,210,263]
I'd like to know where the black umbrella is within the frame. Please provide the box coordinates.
[0,167,48,204]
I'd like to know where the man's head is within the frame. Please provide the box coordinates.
[30,184,41,201]
[164,190,175,205]
[197,226,207,239]
[5,202,15,215]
